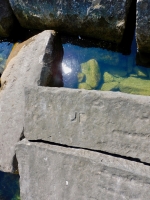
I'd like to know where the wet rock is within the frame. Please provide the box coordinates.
[81,59,101,89]
[16,139,150,200]
[0,0,16,37]
[24,86,150,163]
[9,0,132,44]
[0,30,63,172]
[103,72,114,83]
[101,82,119,91]
[119,77,150,96]
[78,82,92,90]
[133,66,148,78]
[77,72,85,83]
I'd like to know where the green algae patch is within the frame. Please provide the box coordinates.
[133,66,148,78]
[119,77,150,96]
[101,82,119,91]
[78,82,92,90]
[77,72,85,83]
[81,59,101,88]
[103,72,114,83]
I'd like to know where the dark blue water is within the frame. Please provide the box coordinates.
[62,37,150,96]
[0,42,13,75]
[0,171,20,200]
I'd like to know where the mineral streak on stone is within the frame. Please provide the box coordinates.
[9,0,132,44]
[0,30,63,172]
[16,139,150,200]
[24,86,150,164]
[80,59,101,88]
[0,0,16,37]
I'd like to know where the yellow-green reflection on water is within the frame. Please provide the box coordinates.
[62,37,150,96]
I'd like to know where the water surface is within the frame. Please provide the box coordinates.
[62,37,150,96]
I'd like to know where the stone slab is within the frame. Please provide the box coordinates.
[0,30,63,172]
[24,87,150,164]
[16,139,150,200]
[9,0,132,44]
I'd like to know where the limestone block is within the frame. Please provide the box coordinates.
[9,0,132,44]
[0,30,63,172]
[0,0,16,37]
[16,139,150,200]
[24,86,150,164]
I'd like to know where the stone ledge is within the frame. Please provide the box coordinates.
[16,139,150,200]
[24,86,150,164]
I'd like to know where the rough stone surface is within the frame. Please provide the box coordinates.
[136,0,150,66]
[136,0,150,54]
[24,86,150,164]
[0,30,63,172]
[16,139,150,200]
[9,0,132,44]
[0,0,16,37]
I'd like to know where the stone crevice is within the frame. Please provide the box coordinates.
[29,139,150,167]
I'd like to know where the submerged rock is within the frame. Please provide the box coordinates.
[103,72,114,83]
[119,77,150,96]
[77,72,85,83]
[81,59,101,89]
[101,82,119,91]
[78,82,92,90]
[133,66,148,78]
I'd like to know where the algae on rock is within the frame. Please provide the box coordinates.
[80,59,101,89]
[119,77,150,96]
[101,82,119,91]
[77,73,85,83]
[78,82,92,90]
[103,72,114,83]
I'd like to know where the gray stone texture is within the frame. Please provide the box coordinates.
[0,30,63,172]
[0,0,16,37]
[16,139,150,200]
[136,0,150,66]
[9,0,132,44]
[25,87,150,164]
[136,0,150,54]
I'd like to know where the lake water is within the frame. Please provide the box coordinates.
[62,36,150,96]
[0,171,20,200]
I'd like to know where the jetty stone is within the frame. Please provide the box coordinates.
[0,30,63,172]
